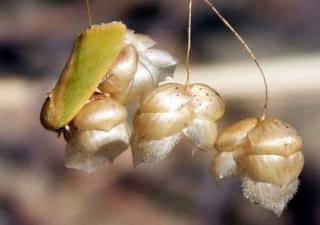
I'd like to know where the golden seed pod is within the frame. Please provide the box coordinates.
[236,118,303,184]
[138,83,191,113]
[188,83,225,121]
[215,118,258,152]
[132,82,225,165]
[72,96,127,131]
[183,83,225,150]
[238,153,304,186]
[212,117,304,215]
[238,118,304,215]
[246,118,302,156]
[99,30,177,105]
[99,44,138,95]
[212,118,258,180]
[134,107,193,140]
[64,96,131,173]
[132,83,191,165]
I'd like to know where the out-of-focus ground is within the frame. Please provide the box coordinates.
[0,1,319,225]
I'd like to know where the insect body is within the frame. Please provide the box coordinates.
[41,22,126,130]
[40,22,177,172]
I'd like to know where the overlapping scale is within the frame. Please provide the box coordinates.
[65,96,131,173]
[132,82,225,165]
[132,83,191,165]
[183,83,224,150]
[99,30,177,105]
[212,117,304,215]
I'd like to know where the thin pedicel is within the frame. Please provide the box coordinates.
[184,0,193,90]
[202,0,269,120]
[86,0,93,26]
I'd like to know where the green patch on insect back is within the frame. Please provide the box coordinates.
[41,22,126,130]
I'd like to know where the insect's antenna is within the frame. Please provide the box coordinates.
[184,0,193,90]
[202,0,269,119]
[86,0,93,26]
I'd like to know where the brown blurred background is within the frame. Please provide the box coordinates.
[0,1,319,225]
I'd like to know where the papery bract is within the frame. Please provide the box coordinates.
[99,30,177,105]
[212,117,304,215]
[65,96,131,173]
[183,83,224,150]
[132,83,191,165]
[132,82,225,165]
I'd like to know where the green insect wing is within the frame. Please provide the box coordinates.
[41,22,126,130]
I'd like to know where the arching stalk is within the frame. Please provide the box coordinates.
[86,0,93,26]
[202,0,269,120]
[184,0,193,90]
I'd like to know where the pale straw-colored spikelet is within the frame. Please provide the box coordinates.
[213,118,258,180]
[132,82,225,166]
[64,28,177,172]
[99,30,177,105]
[183,83,225,150]
[212,117,304,215]
[132,83,191,165]
[64,96,131,173]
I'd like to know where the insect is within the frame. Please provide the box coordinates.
[41,22,126,131]
[39,0,305,215]
[40,2,176,172]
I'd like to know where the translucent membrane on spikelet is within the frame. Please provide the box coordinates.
[99,30,177,105]
[65,96,131,173]
[241,177,299,216]
[213,117,304,215]
[132,82,225,166]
